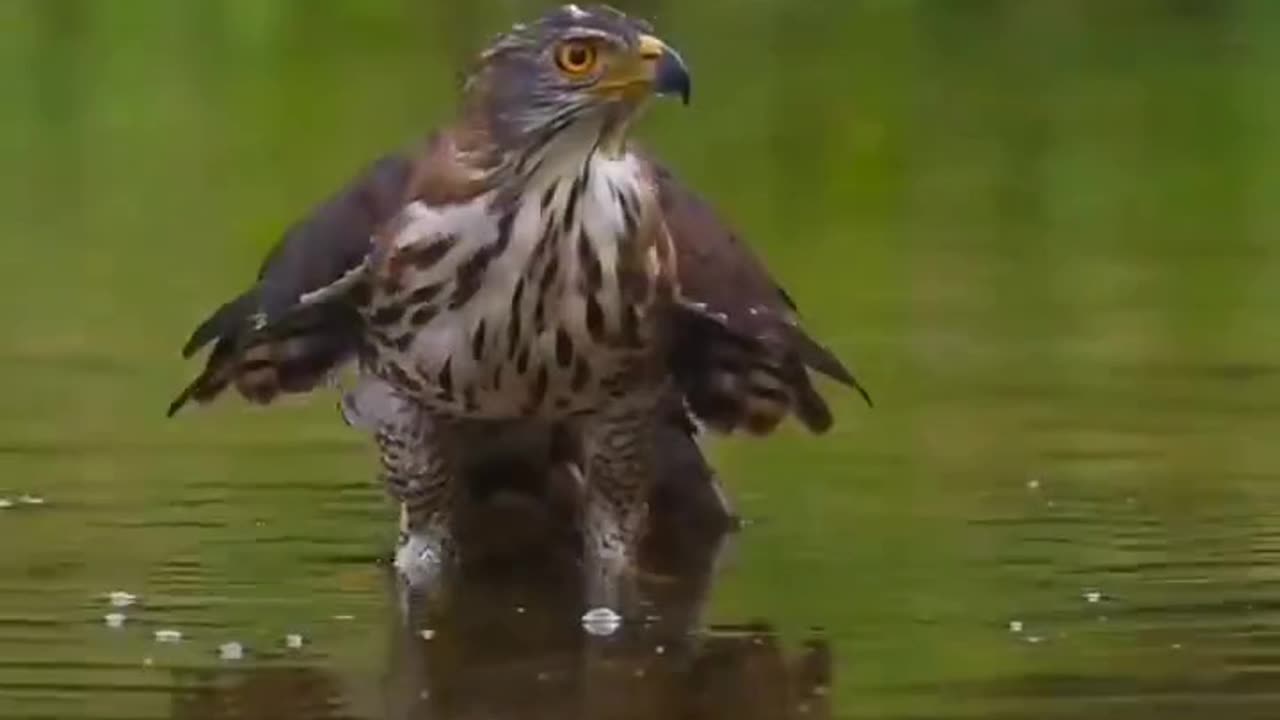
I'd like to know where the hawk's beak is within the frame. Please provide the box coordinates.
[638,34,691,105]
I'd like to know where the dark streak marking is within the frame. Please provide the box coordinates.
[585,296,606,341]
[539,254,559,296]
[563,173,583,231]
[620,192,638,238]
[406,234,457,270]
[578,229,603,293]
[516,345,531,375]
[451,247,493,309]
[410,306,438,326]
[388,364,423,394]
[555,328,574,367]
[437,357,454,396]
[540,183,557,212]
[371,305,406,326]
[471,320,487,361]
[530,365,549,408]
[508,278,526,356]
[408,283,443,305]
[494,211,515,253]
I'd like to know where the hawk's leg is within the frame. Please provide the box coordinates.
[342,377,459,589]
[581,395,661,610]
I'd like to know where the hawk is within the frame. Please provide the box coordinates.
[170,5,868,603]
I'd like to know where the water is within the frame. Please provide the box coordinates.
[4,1,1280,718]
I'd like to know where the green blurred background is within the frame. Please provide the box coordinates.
[3,1,1280,718]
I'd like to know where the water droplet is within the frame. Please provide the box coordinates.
[17,495,45,506]
[218,642,244,661]
[285,634,304,649]
[0,498,13,509]
[655,644,665,655]
[107,591,138,608]
[419,629,436,640]
[581,607,622,636]
[1008,620,1023,633]
[1026,479,1040,490]
[516,606,526,614]
[104,613,126,629]
[142,656,154,667]
[154,629,182,643]
[1026,635,1044,644]
[1083,590,1102,603]
[332,614,354,621]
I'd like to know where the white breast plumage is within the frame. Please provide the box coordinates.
[362,151,659,419]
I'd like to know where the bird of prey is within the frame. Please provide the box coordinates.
[170,5,868,603]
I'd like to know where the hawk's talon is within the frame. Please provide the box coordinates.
[394,523,456,591]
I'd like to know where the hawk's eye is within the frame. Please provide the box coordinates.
[554,40,599,77]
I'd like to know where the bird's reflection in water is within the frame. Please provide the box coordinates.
[383,462,832,720]
[170,448,831,720]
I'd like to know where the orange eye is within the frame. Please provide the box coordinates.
[555,41,598,76]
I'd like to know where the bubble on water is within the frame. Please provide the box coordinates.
[1026,479,1041,490]
[581,607,622,636]
[332,614,354,621]
[655,644,666,655]
[1083,590,1103,604]
[1008,620,1024,633]
[107,591,138,608]
[419,629,436,641]
[18,495,45,506]
[1026,635,1044,644]
[104,613,126,629]
[142,656,154,667]
[516,606,526,614]
[154,629,182,643]
[218,642,244,661]
[285,634,305,649]
[1171,643,1183,650]
[0,498,13,509]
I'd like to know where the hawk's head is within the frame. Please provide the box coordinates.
[461,4,690,161]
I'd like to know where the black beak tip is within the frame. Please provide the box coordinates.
[655,51,692,106]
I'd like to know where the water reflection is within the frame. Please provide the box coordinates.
[169,488,830,720]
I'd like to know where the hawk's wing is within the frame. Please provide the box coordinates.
[648,160,871,435]
[167,152,413,416]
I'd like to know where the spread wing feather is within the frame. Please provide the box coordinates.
[648,160,870,435]
[168,153,413,416]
